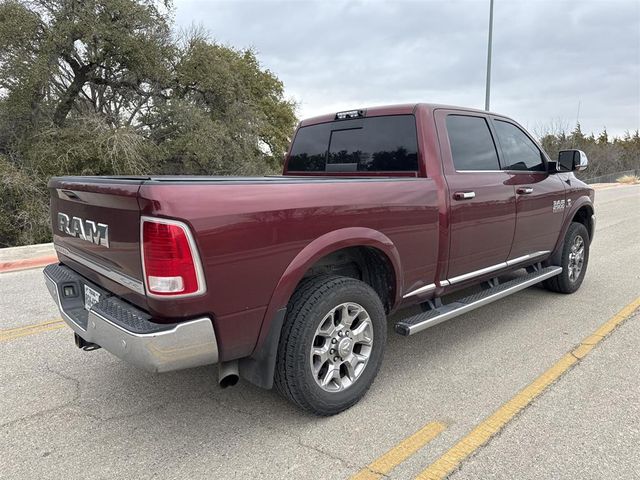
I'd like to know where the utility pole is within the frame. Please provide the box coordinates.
[485,0,494,111]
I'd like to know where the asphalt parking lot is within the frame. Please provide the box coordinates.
[1,184,639,480]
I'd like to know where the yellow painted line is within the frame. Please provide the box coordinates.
[350,421,447,480]
[415,296,640,480]
[0,319,66,342]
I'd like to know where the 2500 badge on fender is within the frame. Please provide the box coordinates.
[43,103,595,416]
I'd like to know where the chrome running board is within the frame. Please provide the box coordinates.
[394,266,562,336]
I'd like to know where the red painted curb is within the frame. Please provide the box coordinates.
[0,255,58,273]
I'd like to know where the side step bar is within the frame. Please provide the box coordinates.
[395,266,562,336]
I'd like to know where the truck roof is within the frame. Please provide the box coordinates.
[299,103,507,127]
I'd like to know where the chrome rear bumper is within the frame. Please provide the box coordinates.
[43,264,218,373]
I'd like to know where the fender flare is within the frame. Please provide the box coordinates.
[238,227,402,389]
[266,226,402,330]
[547,196,594,265]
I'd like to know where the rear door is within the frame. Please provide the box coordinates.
[435,110,517,282]
[49,177,146,306]
[490,119,566,259]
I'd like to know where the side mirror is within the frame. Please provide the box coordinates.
[557,149,588,172]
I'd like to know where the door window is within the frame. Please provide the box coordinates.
[493,120,545,171]
[446,115,500,171]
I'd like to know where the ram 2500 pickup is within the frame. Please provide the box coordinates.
[44,103,595,415]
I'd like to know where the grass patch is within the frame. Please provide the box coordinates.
[617,174,640,185]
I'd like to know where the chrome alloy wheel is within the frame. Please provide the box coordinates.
[568,235,585,282]
[309,302,374,392]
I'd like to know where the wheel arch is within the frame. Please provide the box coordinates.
[238,227,402,389]
[267,227,402,322]
[571,203,595,241]
[546,197,594,267]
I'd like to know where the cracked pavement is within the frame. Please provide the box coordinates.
[1,184,639,479]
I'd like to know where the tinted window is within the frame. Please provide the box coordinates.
[287,115,418,172]
[446,115,500,171]
[286,122,332,172]
[493,120,545,171]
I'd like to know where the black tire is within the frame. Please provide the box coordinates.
[274,275,387,416]
[544,222,590,294]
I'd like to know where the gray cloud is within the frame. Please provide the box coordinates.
[175,0,640,136]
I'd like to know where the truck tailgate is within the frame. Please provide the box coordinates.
[49,177,147,305]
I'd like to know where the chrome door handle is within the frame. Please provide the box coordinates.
[517,187,534,194]
[453,191,476,200]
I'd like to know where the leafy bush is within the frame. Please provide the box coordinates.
[0,156,50,247]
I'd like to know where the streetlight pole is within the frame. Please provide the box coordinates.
[485,0,494,111]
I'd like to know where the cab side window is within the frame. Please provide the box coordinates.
[446,115,500,171]
[493,120,545,171]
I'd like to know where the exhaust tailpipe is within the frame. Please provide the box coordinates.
[74,333,101,351]
[218,361,239,388]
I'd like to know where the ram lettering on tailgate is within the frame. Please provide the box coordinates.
[57,213,110,247]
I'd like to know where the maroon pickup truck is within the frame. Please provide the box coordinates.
[44,104,595,415]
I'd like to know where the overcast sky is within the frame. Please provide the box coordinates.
[174,0,640,137]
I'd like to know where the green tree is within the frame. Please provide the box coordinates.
[0,0,173,131]
[147,32,296,175]
[539,122,639,181]
[597,127,608,145]
[0,0,297,247]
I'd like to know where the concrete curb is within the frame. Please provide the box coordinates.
[0,242,54,260]
[591,183,640,191]
[591,183,622,191]
[0,255,59,273]
[0,243,56,273]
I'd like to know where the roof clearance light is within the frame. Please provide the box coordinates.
[335,109,364,120]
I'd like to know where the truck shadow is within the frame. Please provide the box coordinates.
[74,280,561,427]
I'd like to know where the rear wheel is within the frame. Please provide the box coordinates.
[544,222,590,294]
[275,275,387,416]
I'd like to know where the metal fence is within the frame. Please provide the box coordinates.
[583,169,640,185]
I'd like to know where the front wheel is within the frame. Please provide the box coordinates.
[544,222,590,294]
[274,275,387,416]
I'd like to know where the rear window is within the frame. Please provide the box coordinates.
[287,115,419,172]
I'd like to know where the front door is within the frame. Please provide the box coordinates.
[435,111,517,281]
[490,118,566,260]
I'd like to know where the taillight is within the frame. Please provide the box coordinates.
[141,217,206,297]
